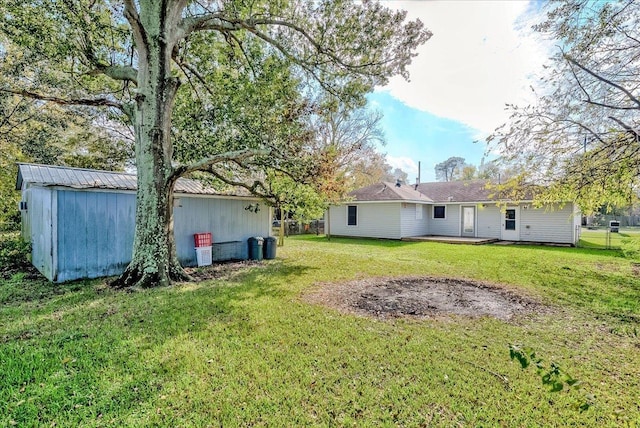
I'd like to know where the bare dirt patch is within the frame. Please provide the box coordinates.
[304,276,547,321]
[185,260,266,281]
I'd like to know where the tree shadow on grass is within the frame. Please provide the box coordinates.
[0,273,98,307]
[1,258,316,426]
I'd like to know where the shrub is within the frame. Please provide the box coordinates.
[0,232,32,278]
[621,237,640,260]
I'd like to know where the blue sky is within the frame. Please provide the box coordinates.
[369,91,488,182]
[373,1,549,183]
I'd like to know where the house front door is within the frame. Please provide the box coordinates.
[501,206,520,241]
[461,206,476,237]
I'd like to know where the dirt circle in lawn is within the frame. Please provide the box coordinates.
[304,277,546,321]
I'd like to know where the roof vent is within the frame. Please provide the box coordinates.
[395,179,402,187]
[448,196,453,202]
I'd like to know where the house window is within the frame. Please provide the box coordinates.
[415,204,423,220]
[505,209,516,230]
[433,205,446,219]
[347,205,357,226]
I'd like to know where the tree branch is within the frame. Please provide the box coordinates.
[124,0,148,57]
[564,54,640,109]
[178,13,239,40]
[205,170,271,199]
[181,15,393,73]
[87,64,139,85]
[608,116,640,139]
[171,148,271,180]
[172,57,214,97]
[1,88,124,111]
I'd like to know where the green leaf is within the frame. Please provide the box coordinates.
[550,381,564,392]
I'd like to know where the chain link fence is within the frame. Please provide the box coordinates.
[578,227,638,250]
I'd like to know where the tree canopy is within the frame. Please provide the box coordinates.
[0,86,132,230]
[435,156,466,182]
[0,1,430,287]
[489,0,640,213]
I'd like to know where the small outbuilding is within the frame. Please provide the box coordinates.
[16,163,271,282]
[327,180,581,245]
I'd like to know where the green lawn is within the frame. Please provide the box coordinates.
[1,236,640,426]
[579,227,640,250]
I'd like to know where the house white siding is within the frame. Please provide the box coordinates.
[400,203,429,237]
[429,204,460,236]
[476,204,502,239]
[519,203,577,244]
[328,203,401,239]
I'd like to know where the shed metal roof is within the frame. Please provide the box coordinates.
[16,163,252,197]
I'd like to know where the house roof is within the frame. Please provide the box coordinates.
[416,180,496,203]
[16,163,252,197]
[348,179,528,204]
[349,181,433,203]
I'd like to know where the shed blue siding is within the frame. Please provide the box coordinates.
[57,190,135,282]
[51,189,270,282]
[28,187,55,280]
[173,196,271,264]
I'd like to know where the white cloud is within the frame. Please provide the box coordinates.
[380,1,550,136]
[386,155,419,179]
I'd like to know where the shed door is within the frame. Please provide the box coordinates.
[461,206,475,237]
[501,206,520,241]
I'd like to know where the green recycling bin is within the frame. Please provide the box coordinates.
[263,236,277,259]
[248,237,264,260]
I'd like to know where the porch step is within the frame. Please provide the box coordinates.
[401,236,499,245]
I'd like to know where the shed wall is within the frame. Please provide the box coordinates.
[28,187,55,281]
[38,188,269,282]
[328,203,401,239]
[428,204,461,236]
[56,190,135,282]
[400,203,429,237]
[173,196,271,263]
[519,203,576,244]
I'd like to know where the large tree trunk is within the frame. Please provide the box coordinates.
[112,1,188,289]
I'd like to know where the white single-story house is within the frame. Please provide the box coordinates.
[327,180,581,245]
[16,163,271,282]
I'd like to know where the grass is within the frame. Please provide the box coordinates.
[579,227,640,249]
[1,235,640,426]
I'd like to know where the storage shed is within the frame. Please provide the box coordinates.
[16,163,271,282]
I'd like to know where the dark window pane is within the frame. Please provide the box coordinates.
[347,205,357,226]
[506,220,516,230]
[434,206,445,219]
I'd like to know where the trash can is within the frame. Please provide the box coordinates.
[609,220,620,233]
[248,237,264,261]
[263,236,277,260]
